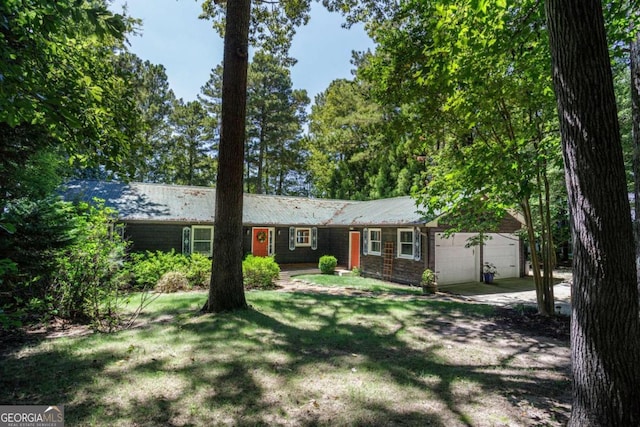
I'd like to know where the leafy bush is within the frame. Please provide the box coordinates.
[125,250,211,290]
[243,255,280,289]
[185,253,212,289]
[0,197,78,302]
[126,250,188,290]
[318,255,337,275]
[51,200,130,329]
[420,269,437,294]
[0,197,130,330]
[155,272,190,293]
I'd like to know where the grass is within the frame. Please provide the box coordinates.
[0,277,571,426]
[294,273,425,295]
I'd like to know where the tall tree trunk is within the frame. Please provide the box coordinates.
[256,111,266,194]
[203,0,250,312]
[545,1,640,424]
[521,196,551,316]
[632,33,640,285]
[538,163,555,314]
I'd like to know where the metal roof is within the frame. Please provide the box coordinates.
[62,180,431,226]
[329,196,431,226]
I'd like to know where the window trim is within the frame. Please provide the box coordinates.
[368,228,382,256]
[397,228,414,260]
[191,225,214,256]
[295,227,312,247]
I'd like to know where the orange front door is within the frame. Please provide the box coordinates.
[349,231,361,269]
[252,228,270,257]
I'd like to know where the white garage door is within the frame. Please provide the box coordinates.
[435,233,480,285]
[484,233,520,279]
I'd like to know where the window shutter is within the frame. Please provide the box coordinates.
[182,227,191,255]
[363,228,369,256]
[413,227,421,261]
[289,227,295,251]
[311,227,318,250]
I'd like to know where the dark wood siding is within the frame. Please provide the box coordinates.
[323,228,350,267]
[269,227,350,265]
[360,227,428,286]
[126,224,351,266]
[242,227,252,258]
[125,223,186,253]
[360,219,525,286]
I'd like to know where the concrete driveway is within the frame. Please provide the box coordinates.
[439,272,572,315]
[279,264,573,315]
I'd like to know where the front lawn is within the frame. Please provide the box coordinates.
[293,273,425,295]
[0,284,570,426]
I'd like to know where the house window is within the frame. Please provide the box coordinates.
[295,228,311,247]
[368,228,382,255]
[397,228,414,259]
[192,226,214,256]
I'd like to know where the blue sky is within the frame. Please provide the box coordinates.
[111,0,374,103]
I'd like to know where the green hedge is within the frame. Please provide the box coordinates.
[243,255,280,289]
[318,255,338,275]
[125,250,211,291]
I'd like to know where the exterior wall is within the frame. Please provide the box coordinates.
[269,227,349,265]
[125,223,351,266]
[425,212,525,284]
[323,228,350,267]
[359,227,428,286]
[124,223,187,253]
[358,213,525,286]
[122,211,524,286]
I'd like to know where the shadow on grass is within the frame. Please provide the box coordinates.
[0,291,570,426]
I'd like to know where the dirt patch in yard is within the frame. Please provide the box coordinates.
[492,306,570,341]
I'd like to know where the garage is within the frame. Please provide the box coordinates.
[483,233,520,279]
[434,232,480,285]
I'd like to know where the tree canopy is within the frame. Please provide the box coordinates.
[0,0,140,177]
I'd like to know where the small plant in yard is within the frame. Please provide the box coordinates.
[483,262,498,284]
[243,255,280,289]
[483,262,497,274]
[155,271,190,293]
[318,255,338,274]
[420,268,437,294]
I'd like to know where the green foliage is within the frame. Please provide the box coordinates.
[186,253,213,289]
[126,250,211,291]
[0,197,131,330]
[200,53,310,195]
[200,0,311,64]
[420,269,436,286]
[155,272,190,293]
[242,255,280,289]
[0,197,78,293]
[116,53,177,182]
[0,0,141,175]
[245,51,310,195]
[50,200,129,329]
[307,78,408,200]
[169,100,217,186]
[420,269,437,294]
[318,255,338,275]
